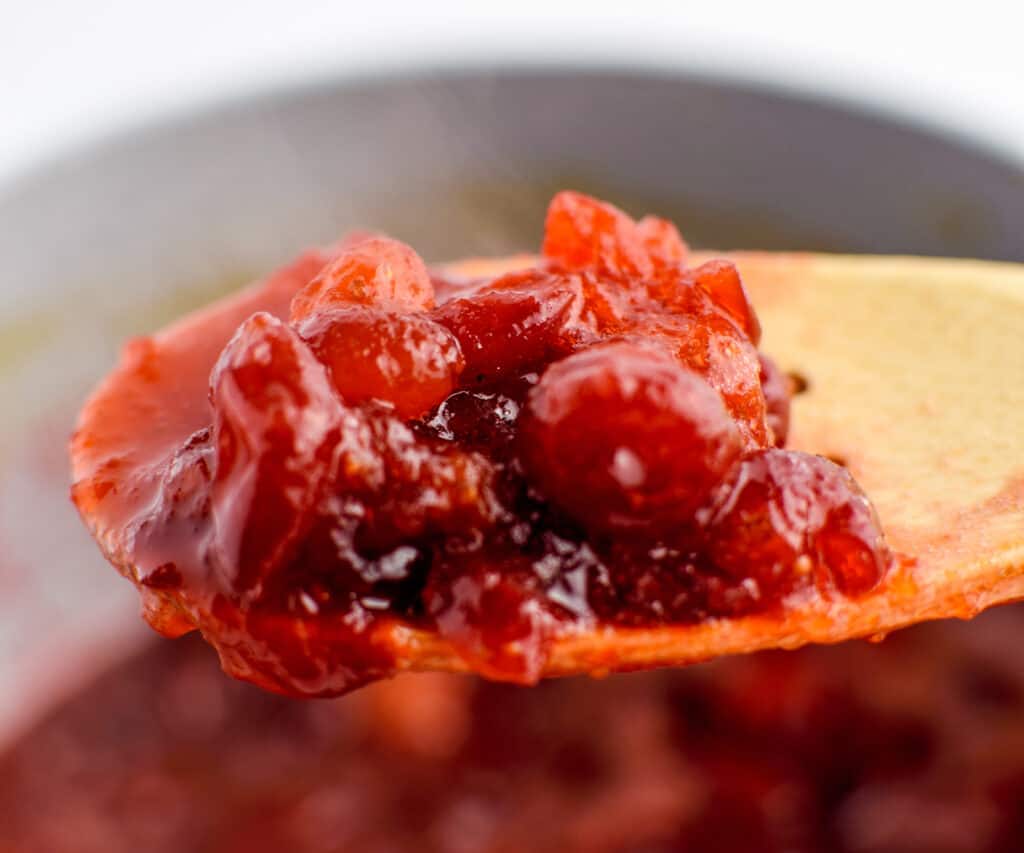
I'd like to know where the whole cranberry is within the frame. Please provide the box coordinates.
[297,306,464,419]
[519,343,742,537]
[704,449,890,603]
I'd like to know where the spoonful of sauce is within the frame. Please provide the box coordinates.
[70,192,1024,696]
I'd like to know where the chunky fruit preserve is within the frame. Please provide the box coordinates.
[72,192,891,695]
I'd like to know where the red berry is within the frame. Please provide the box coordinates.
[485,267,633,330]
[692,260,761,345]
[297,306,464,419]
[542,191,654,279]
[542,192,691,282]
[637,308,770,450]
[208,313,346,596]
[290,237,434,321]
[519,343,743,537]
[705,450,890,604]
[433,273,587,384]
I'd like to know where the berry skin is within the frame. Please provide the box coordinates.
[297,306,464,419]
[543,191,652,279]
[636,214,689,269]
[542,192,688,280]
[433,270,609,384]
[519,342,743,538]
[290,237,435,322]
[208,312,347,597]
[704,449,891,605]
[692,260,762,345]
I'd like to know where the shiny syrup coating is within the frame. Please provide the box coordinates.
[87,191,891,695]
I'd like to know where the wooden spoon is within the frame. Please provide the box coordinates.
[71,252,1024,687]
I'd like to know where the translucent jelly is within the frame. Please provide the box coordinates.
[73,191,892,695]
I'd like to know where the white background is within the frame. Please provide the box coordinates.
[2,0,1024,186]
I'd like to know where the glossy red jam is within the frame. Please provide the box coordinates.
[17,607,1024,853]
[76,191,891,694]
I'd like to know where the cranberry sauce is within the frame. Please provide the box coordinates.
[120,192,891,692]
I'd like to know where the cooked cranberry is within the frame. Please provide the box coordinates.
[705,450,890,605]
[290,237,434,321]
[425,550,553,682]
[481,267,629,329]
[209,310,498,608]
[520,343,743,537]
[636,214,689,268]
[637,309,770,449]
[132,428,213,586]
[542,191,691,283]
[208,313,346,597]
[692,260,762,345]
[297,306,464,419]
[759,354,791,447]
[542,191,656,279]
[433,285,578,384]
[262,232,395,300]
[252,413,499,620]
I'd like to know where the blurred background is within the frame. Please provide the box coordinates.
[2,3,1024,851]
[3,1,1024,184]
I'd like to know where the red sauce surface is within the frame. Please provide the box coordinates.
[6,611,1024,853]
[73,192,891,695]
